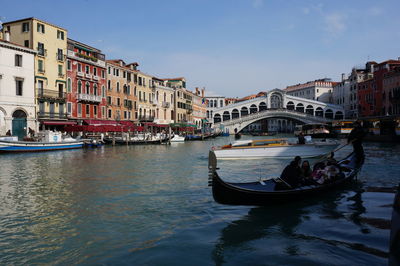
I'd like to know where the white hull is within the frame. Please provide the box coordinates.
[214,143,339,159]
[170,135,185,142]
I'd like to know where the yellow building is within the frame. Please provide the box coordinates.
[165,78,193,123]
[191,87,207,129]
[3,18,68,128]
[136,70,155,122]
[152,77,175,125]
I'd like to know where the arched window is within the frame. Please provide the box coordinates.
[214,113,221,123]
[94,84,98,96]
[78,80,82,94]
[286,101,295,110]
[107,80,111,90]
[305,105,314,115]
[86,82,90,94]
[315,107,323,117]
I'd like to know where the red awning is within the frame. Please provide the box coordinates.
[42,121,77,126]
[157,124,169,128]
[83,119,118,125]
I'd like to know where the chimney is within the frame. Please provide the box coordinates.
[4,30,10,42]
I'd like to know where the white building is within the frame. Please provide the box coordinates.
[284,78,336,103]
[205,95,225,122]
[332,74,351,117]
[0,39,36,138]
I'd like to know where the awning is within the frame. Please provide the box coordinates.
[83,119,118,125]
[42,121,77,126]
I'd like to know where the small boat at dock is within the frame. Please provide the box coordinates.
[212,138,339,159]
[0,131,84,152]
[208,150,363,206]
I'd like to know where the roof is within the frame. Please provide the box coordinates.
[3,17,67,31]
[67,38,102,53]
[164,77,186,81]
[0,39,36,54]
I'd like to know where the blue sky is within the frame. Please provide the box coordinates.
[1,0,399,97]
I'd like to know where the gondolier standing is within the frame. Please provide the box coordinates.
[347,120,366,163]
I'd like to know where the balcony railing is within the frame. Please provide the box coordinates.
[37,48,47,57]
[37,89,66,100]
[77,93,102,103]
[37,112,68,120]
[56,53,66,61]
[93,76,99,81]
[138,115,155,122]
[77,72,84,77]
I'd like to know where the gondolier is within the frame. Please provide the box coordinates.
[347,120,366,163]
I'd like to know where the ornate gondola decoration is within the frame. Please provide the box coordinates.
[208,150,363,206]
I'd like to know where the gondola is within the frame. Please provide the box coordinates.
[208,150,363,206]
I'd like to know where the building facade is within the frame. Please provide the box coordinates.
[0,40,36,138]
[165,78,193,123]
[66,39,107,121]
[191,87,206,129]
[3,18,68,128]
[152,77,174,125]
[205,95,225,122]
[383,66,400,115]
[284,78,336,103]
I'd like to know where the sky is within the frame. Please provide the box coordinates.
[1,0,399,97]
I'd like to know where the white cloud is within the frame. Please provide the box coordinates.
[252,0,264,8]
[324,13,347,37]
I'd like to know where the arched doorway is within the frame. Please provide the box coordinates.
[296,103,304,113]
[315,107,323,117]
[334,111,344,120]
[232,109,239,119]
[241,107,249,117]
[250,104,258,114]
[305,105,314,115]
[12,110,27,140]
[214,114,221,123]
[223,111,230,121]
[325,109,333,119]
[286,101,295,110]
[259,102,267,111]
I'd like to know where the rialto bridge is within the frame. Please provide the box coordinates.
[211,89,344,133]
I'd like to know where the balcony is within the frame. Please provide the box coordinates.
[138,115,155,122]
[77,71,84,77]
[93,76,99,81]
[37,112,68,120]
[56,53,66,61]
[85,73,92,79]
[77,93,102,103]
[37,89,66,101]
[37,48,47,57]
[162,101,170,108]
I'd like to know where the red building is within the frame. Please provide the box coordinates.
[66,39,107,121]
[383,66,400,115]
[358,60,400,117]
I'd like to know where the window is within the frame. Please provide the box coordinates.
[86,82,90,94]
[117,98,121,106]
[67,60,71,70]
[108,67,111,74]
[67,102,72,114]
[102,86,105,97]
[78,80,82,93]
[78,103,82,116]
[78,63,81,72]
[57,30,64,40]
[15,78,24,96]
[102,107,106,118]
[116,69,119,76]
[85,65,90,74]
[57,49,63,61]
[37,42,45,56]
[58,65,63,76]
[24,40,29,48]
[22,22,30,32]
[101,70,105,78]
[107,96,112,105]
[94,106,98,117]
[15,54,22,67]
[86,105,90,116]
[108,109,112,118]
[67,78,71,92]
[94,84,98,96]
[116,82,120,92]
[37,23,45,33]
[124,111,127,119]
[108,80,111,90]
[93,67,97,76]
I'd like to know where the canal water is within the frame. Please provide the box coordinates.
[0,136,398,265]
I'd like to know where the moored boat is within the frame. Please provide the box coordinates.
[294,123,336,138]
[213,138,339,159]
[0,131,83,152]
[170,134,185,142]
[207,150,363,206]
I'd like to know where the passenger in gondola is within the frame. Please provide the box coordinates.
[279,156,302,188]
[348,120,366,163]
[298,132,305,144]
[300,160,314,185]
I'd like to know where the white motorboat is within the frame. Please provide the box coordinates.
[170,134,185,142]
[212,138,340,159]
[0,131,84,153]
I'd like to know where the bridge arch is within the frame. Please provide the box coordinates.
[259,102,267,111]
[214,113,221,123]
[241,106,249,117]
[223,111,230,121]
[232,109,239,119]
[296,103,304,113]
[287,101,295,110]
[325,109,333,119]
[250,104,258,114]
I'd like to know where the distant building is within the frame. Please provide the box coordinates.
[383,66,400,115]
[152,77,175,125]
[2,18,68,129]
[205,95,225,122]
[191,87,206,129]
[358,60,400,117]
[0,39,36,138]
[66,39,107,121]
[284,78,337,103]
[165,78,192,123]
